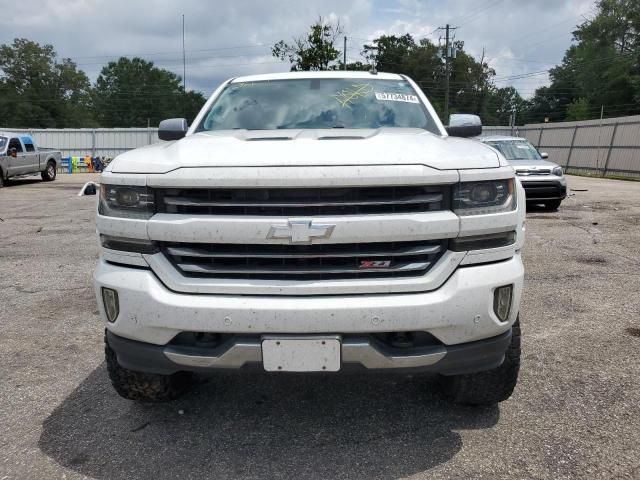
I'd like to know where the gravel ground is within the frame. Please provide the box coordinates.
[0,173,638,480]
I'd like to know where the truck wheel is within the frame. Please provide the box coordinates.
[105,334,192,402]
[440,318,521,406]
[0,170,4,188]
[41,161,56,181]
[543,199,561,211]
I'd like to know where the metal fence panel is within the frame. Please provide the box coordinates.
[3,119,640,177]
[0,127,159,158]
[482,116,640,177]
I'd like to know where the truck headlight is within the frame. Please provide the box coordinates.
[453,179,516,216]
[99,185,154,219]
[552,166,563,177]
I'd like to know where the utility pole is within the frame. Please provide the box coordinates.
[444,24,451,122]
[182,14,187,119]
[510,109,516,136]
[343,36,347,70]
[182,14,186,92]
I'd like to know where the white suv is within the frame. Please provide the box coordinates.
[94,71,525,405]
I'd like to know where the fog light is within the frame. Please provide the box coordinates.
[493,285,513,322]
[102,287,119,323]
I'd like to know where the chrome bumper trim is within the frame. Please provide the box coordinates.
[163,337,447,370]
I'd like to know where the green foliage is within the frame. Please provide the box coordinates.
[93,57,205,127]
[0,38,94,127]
[566,97,592,120]
[364,34,417,72]
[483,87,526,125]
[360,35,496,122]
[526,0,640,122]
[272,18,343,71]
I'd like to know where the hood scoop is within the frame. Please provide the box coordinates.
[246,136,293,141]
[317,135,366,141]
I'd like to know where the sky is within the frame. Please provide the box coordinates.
[1,0,596,99]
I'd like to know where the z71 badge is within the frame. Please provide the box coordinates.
[360,260,392,269]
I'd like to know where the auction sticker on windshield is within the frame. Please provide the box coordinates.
[375,92,419,103]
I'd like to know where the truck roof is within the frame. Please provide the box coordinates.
[0,131,30,138]
[230,71,405,83]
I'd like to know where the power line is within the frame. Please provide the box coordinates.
[455,0,506,27]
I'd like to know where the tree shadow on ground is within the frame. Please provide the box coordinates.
[39,365,499,479]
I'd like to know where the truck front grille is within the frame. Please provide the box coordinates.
[157,186,447,216]
[161,240,446,280]
[515,168,551,176]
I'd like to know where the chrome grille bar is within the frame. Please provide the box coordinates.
[158,186,448,216]
[165,243,442,259]
[163,193,443,208]
[176,261,431,275]
[161,240,446,280]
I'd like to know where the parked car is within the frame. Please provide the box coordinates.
[0,132,61,187]
[479,135,566,210]
[92,71,525,406]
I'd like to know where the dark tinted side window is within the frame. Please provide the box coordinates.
[8,138,23,153]
[24,142,35,152]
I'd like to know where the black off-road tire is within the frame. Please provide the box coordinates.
[440,318,521,406]
[543,199,562,211]
[41,160,56,181]
[0,170,4,188]
[105,334,192,402]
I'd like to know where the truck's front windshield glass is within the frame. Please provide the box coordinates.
[487,140,542,161]
[197,78,440,134]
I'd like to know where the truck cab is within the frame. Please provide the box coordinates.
[0,132,60,186]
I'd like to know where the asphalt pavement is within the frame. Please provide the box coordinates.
[0,173,638,479]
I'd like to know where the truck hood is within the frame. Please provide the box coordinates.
[109,128,501,174]
[507,159,560,170]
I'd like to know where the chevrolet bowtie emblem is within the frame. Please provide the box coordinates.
[267,220,336,244]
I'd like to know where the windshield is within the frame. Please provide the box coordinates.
[487,140,542,160]
[197,78,440,134]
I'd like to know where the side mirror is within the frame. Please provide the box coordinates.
[446,114,482,138]
[78,181,99,196]
[158,118,188,141]
[540,152,549,159]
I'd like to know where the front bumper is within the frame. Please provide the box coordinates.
[519,176,567,201]
[106,328,513,376]
[95,254,523,371]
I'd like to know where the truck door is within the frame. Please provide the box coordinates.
[7,137,29,176]
[20,136,40,173]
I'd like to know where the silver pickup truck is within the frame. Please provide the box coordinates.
[0,132,61,187]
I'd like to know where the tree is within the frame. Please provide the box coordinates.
[272,18,343,71]
[357,34,495,122]
[93,57,205,127]
[566,97,592,121]
[364,34,417,72]
[526,0,640,122]
[0,38,94,127]
[482,87,526,125]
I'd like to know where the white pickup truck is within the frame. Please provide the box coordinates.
[94,71,525,405]
[0,132,60,186]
